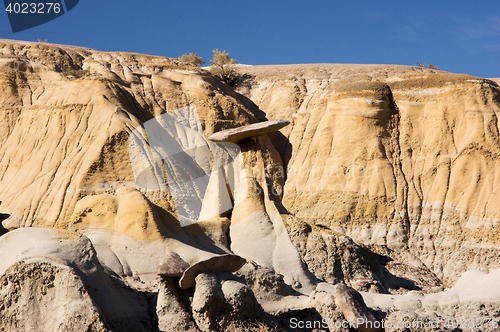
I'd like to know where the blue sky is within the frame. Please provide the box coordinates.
[1,0,499,77]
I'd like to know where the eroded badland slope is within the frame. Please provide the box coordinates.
[238,64,500,284]
[1,40,500,331]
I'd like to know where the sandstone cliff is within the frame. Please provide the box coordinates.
[237,64,500,285]
[1,40,500,331]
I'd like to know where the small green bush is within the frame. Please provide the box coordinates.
[210,49,241,87]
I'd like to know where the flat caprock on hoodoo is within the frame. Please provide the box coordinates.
[208,119,290,143]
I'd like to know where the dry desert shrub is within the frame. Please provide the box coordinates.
[210,49,242,87]
[416,61,439,70]
[178,52,204,67]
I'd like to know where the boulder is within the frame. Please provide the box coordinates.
[157,251,190,277]
[334,283,381,332]
[309,290,345,331]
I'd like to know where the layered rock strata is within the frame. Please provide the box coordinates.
[1,40,500,331]
[238,64,500,285]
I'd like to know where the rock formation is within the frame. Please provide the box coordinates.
[238,64,500,286]
[207,119,290,143]
[179,254,247,290]
[332,283,380,332]
[0,39,500,331]
[157,251,190,277]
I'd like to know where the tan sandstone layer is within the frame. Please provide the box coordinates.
[0,39,259,228]
[0,41,328,331]
[1,39,500,331]
[237,64,500,284]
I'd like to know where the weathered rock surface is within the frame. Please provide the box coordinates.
[0,261,110,332]
[281,213,443,294]
[333,283,380,332]
[68,186,242,286]
[238,64,500,286]
[0,39,257,228]
[157,251,190,277]
[156,277,199,332]
[1,40,500,331]
[0,228,153,331]
[363,267,500,331]
[208,119,290,143]
[309,290,345,331]
[191,272,267,331]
